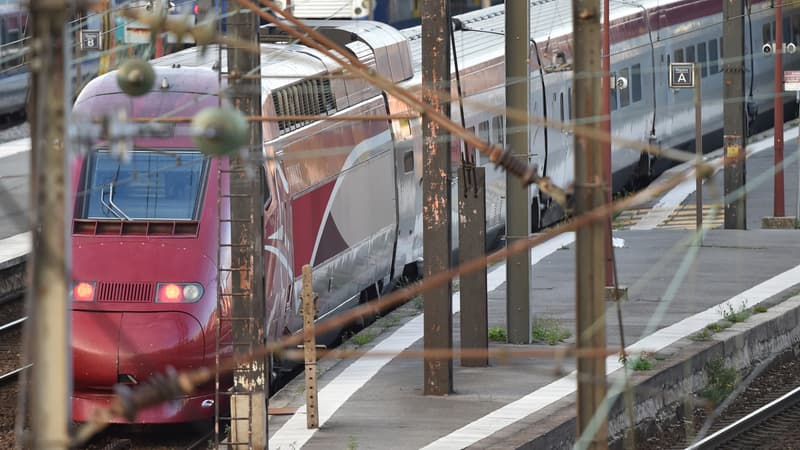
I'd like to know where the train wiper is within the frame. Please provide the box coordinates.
[99,184,124,220]
[107,182,132,221]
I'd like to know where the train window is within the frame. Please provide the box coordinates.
[792,15,800,44]
[610,71,617,111]
[631,64,642,103]
[491,116,504,146]
[674,48,684,63]
[567,88,572,120]
[720,38,723,58]
[80,150,209,221]
[261,165,272,210]
[403,150,414,173]
[708,40,719,75]
[698,42,708,78]
[619,68,630,108]
[763,23,772,46]
[478,120,490,148]
[784,17,791,45]
[685,46,695,63]
[466,125,476,163]
[559,92,565,123]
[5,15,19,43]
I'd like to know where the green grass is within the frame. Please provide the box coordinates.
[412,296,424,310]
[347,435,359,450]
[719,302,751,324]
[351,331,375,346]
[700,358,739,406]
[689,329,713,341]
[488,326,507,342]
[531,317,572,345]
[628,353,654,371]
[378,315,402,328]
[754,304,768,314]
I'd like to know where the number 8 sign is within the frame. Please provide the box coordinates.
[80,30,101,51]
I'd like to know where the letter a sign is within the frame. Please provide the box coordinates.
[669,63,695,88]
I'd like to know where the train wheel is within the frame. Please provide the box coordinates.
[357,282,381,328]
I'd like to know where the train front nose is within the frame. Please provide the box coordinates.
[117,311,206,382]
[72,310,208,421]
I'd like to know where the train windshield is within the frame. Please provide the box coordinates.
[78,150,208,221]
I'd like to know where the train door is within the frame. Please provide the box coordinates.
[390,116,423,279]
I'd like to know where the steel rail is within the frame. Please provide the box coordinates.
[0,315,26,333]
[686,384,800,449]
[0,364,31,385]
[0,314,28,386]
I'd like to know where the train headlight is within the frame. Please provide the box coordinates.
[72,281,96,302]
[156,282,204,303]
[182,284,203,302]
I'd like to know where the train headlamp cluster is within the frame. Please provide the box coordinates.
[156,282,204,303]
[70,281,204,303]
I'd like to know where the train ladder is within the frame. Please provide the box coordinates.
[215,160,264,449]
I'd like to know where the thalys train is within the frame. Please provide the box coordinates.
[70,0,800,423]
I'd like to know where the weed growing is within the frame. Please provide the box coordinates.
[719,301,751,324]
[628,353,654,371]
[531,316,571,345]
[351,331,375,346]
[700,358,739,406]
[753,304,768,314]
[689,329,713,341]
[488,326,507,342]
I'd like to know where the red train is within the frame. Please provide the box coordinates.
[70,0,800,423]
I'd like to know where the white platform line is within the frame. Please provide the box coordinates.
[0,232,31,266]
[423,263,800,449]
[269,232,578,449]
[630,125,794,230]
[0,138,30,160]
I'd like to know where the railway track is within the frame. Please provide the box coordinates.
[0,296,26,387]
[686,384,800,449]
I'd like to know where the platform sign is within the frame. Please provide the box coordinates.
[784,71,800,91]
[80,30,101,51]
[669,63,695,88]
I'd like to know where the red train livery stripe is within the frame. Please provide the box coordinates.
[290,180,336,274]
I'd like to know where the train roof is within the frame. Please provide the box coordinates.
[400,0,713,72]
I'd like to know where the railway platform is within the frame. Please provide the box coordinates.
[267,125,800,449]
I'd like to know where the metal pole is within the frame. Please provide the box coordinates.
[459,167,488,367]
[572,0,607,445]
[774,0,785,217]
[227,1,267,446]
[505,0,531,345]
[602,0,614,289]
[421,0,453,395]
[695,64,703,238]
[723,0,747,229]
[29,0,70,446]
